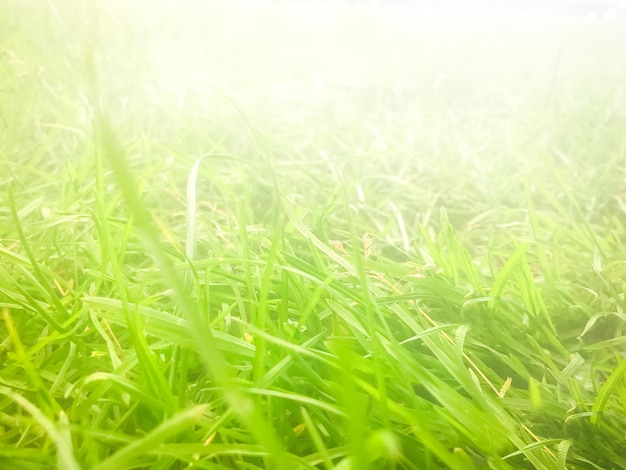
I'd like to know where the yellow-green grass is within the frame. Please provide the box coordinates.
[1,1,625,469]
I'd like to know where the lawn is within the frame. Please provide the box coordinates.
[1,1,625,468]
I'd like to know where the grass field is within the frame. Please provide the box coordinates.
[1,1,626,468]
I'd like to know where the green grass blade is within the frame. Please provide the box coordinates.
[92,405,208,470]
[591,357,626,425]
[0,387,80,470]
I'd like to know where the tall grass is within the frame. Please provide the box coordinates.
[1,1,625,469]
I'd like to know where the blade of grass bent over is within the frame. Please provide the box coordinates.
[0,387,80,470]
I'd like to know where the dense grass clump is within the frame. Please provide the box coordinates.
[1,1,625,469]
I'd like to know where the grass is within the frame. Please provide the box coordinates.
[1,0,626,468]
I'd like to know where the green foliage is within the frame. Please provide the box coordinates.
[1,1,625,469]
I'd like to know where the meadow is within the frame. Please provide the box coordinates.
[1,1,625,468]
